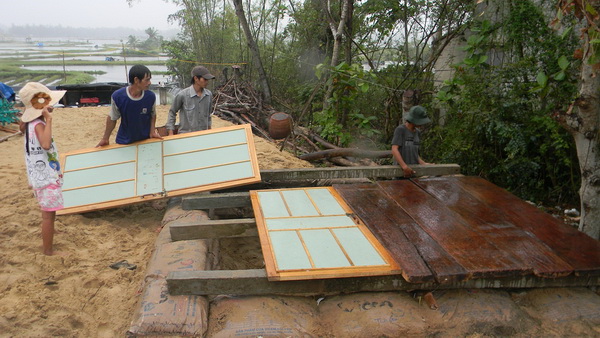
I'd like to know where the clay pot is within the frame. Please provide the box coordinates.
[268,112,292,139]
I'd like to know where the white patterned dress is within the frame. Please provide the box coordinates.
[24,118,64,211]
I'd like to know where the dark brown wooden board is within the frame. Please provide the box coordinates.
[412,177,573,278]
[376,180,531,279]
[452,176,600,276]
[334,183,469,284]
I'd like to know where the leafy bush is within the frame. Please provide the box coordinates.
[427,1,580,205]
[314,62,377,146]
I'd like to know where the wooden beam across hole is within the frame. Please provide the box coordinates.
[169,218,257,241]
[166,269,600,296]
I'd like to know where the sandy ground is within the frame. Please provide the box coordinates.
[0,105,312,337]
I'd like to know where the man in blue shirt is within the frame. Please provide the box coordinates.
[96,64,162,146]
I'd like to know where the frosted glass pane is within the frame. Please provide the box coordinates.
[62,162,135,190]
[270,231,312,270]
[333,227,386,266]
[257,191,289,218]
[163,129,246,155]
[281,190,319,216]
[308,188,346,215]
[164,161,253,191]
[300,229,350,268]
[64,147,136,170]
[164,144,249,173]
[63,181,135,207]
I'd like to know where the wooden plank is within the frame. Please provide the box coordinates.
[259,164,460,182]
[377,180,531,279]
[182,192,251,210]
[412,177,574,278]
[169,218,257,241]
[250,191,279,280]
[57,124,261,215]
[166,269,600,296]
[168,269,326,296]
[334,184,467,284]
[179,165,461,211]
[250,187,401,281]
[452,176,600,276]
[265,216,355,230]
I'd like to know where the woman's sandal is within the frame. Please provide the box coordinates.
[109,260,137,270]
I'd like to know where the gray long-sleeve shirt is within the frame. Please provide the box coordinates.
[166,85,213,133]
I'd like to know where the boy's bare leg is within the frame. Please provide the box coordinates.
[41,210,56,255]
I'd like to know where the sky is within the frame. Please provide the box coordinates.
[0,0,180,31]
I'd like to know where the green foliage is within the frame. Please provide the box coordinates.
[313,106,352,146]
[358,0,412,36]
[351,113,380,138]
[285,0,329,54]
[124,27,163,52]
[429,1,580,205]
[588,30,600,65]
[314,62,378,146]
[0,64,94,86]
[162,36,197,86]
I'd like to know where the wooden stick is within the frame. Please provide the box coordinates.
[299,148,392,161]
[0,131,22,143]
[0,125,19,134]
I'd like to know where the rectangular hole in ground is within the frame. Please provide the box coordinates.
[217,237,264,270]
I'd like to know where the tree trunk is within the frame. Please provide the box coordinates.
[180,0,202,62]
[573,131,600,239]
[339,0,354,127]
[322,0,351,110]
[571,63,600,239]
[557,3,600,239]
[232,0,272,105]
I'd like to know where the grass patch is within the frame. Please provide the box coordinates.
[0,64,95,86]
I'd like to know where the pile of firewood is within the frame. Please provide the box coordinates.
[213,69,276,142]
[212,69,392,167]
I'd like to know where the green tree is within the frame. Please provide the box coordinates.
[553,0,600,239]
[166,0,236,63]
[233,0,272,104]
[127,35,139,50]
[431,1,580,207]
[141,27,163,51]
[315,61,375,145]
[162,0,243,86]
[162,35,197,85]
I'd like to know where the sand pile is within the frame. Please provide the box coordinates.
[0,105,312,336]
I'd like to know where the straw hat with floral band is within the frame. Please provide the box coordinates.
[19,82,66,123]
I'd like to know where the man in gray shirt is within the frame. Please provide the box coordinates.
[166,66,216,135]
[391,105,433,177]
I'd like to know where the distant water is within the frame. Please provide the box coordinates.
[21,64,170,84]
[0,38,170,84]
